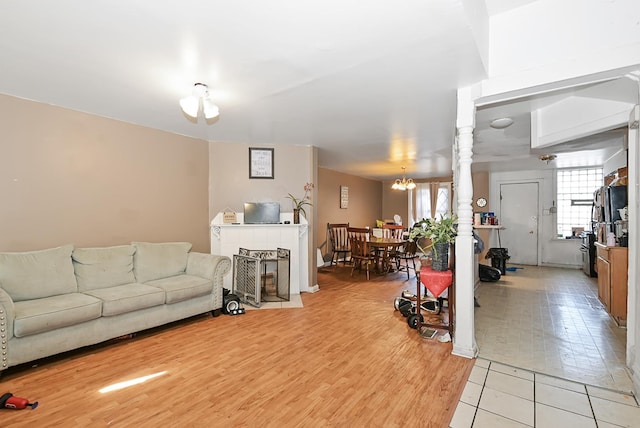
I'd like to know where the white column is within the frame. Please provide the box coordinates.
[627,101,640,395]
[453,87,478,359]
[408,189,414,227]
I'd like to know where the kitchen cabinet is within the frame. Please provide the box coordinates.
[595,243,628,326]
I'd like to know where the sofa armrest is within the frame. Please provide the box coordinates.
[186,253,230,280]
[0,287,15,343]
[186,253,231,309]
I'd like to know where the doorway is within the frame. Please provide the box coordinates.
[499,182,539,265]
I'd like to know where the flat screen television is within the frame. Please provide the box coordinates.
[243,202,280,224]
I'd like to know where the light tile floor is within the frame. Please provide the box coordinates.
[474,265,632,392]
[454,265,640,427]
[451,358,640,427]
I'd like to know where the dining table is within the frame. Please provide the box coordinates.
[368,236,407,274]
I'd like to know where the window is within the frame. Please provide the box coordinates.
[556,167,602,238]
[414,182,451,222]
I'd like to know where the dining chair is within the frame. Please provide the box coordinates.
[395,239,419,279]
[327,223,350,266]
[377,224,405,265]
[382,224,404,239]
[348,231,375,280]
[347,226,371,240]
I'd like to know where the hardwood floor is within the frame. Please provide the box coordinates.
[0,267,473,427]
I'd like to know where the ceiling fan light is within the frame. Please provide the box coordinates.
[192,82,209,98]
[202,99,220,119]
[180,83,220,120]
[180,96,199,118]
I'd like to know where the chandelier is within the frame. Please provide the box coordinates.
[391,167,416,190]
[180,83,220,120]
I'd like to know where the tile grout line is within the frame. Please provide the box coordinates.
[533,372,536,428]
[478,358,640,427]
[469,361,491,427]
[587,390,600,428]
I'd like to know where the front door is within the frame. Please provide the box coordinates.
[499,182,539,265]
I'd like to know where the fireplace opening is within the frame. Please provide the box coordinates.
[232,248,290,307]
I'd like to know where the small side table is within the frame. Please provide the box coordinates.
[415,266,454,339]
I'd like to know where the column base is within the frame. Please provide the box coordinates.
[452,342,478,359]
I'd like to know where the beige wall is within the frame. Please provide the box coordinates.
[382,182,409,225]
[472,171,491,263]
[317,168,382,256]
[209,141,316,287]
[0,94,210,252]
[208,142,314,221]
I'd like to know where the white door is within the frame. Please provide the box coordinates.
[499,183,539,265]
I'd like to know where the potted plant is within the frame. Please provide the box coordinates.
[409,214,457,271]
[286,182,314,224]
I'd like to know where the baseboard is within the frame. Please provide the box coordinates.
[305,284,320,293]
[539,263,582,270]
[631,361,640,397]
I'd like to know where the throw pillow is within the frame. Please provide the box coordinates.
[132,242,192,283]
[73,245,136,291]
[0,244,77,301]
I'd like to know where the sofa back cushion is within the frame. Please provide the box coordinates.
[0,244,77,301]
[132,242,192,283]
[73,245,136,291]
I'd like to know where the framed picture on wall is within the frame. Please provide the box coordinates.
[340,185,349,209]
[249,148,274,179]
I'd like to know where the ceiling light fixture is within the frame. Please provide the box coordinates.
[489,117,514,129]
[391,167,416,191]
[180,83,219,120]
[539,154,557,164]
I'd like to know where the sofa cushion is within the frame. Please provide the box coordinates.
[146,274,213,304]
[0,244,77,302]
[13,293,102,337]
[73,245,136,291]
[83,283,166,316]
[132,242,192,283]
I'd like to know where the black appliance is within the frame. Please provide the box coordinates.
[593,185,627,245]
[580,231,597,278]
[603,185,627,232]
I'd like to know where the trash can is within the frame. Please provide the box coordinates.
[485,248,510,275]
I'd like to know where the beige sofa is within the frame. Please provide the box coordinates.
[0,242,231,373]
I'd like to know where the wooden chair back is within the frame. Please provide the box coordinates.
[327,223,350,265]
[328,223,350,250]
[347,226,371,241]
[348,228,375,280]
[382,224,404,239]
[349,235,370,259]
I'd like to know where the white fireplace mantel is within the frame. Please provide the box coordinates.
[210,212,309,294]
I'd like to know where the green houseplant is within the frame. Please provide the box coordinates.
[409,214,457,271]
[286,182,314,224]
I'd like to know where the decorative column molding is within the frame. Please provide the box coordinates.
[627,100,640,395]
[453,86,478,359]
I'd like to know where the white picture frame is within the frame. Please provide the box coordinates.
[340,185,349,209]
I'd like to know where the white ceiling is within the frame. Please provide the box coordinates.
[0,1,633,181]
[483,0,539,16]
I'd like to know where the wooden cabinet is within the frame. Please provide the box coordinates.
[595,243,628,326]
[596,253,611,312]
